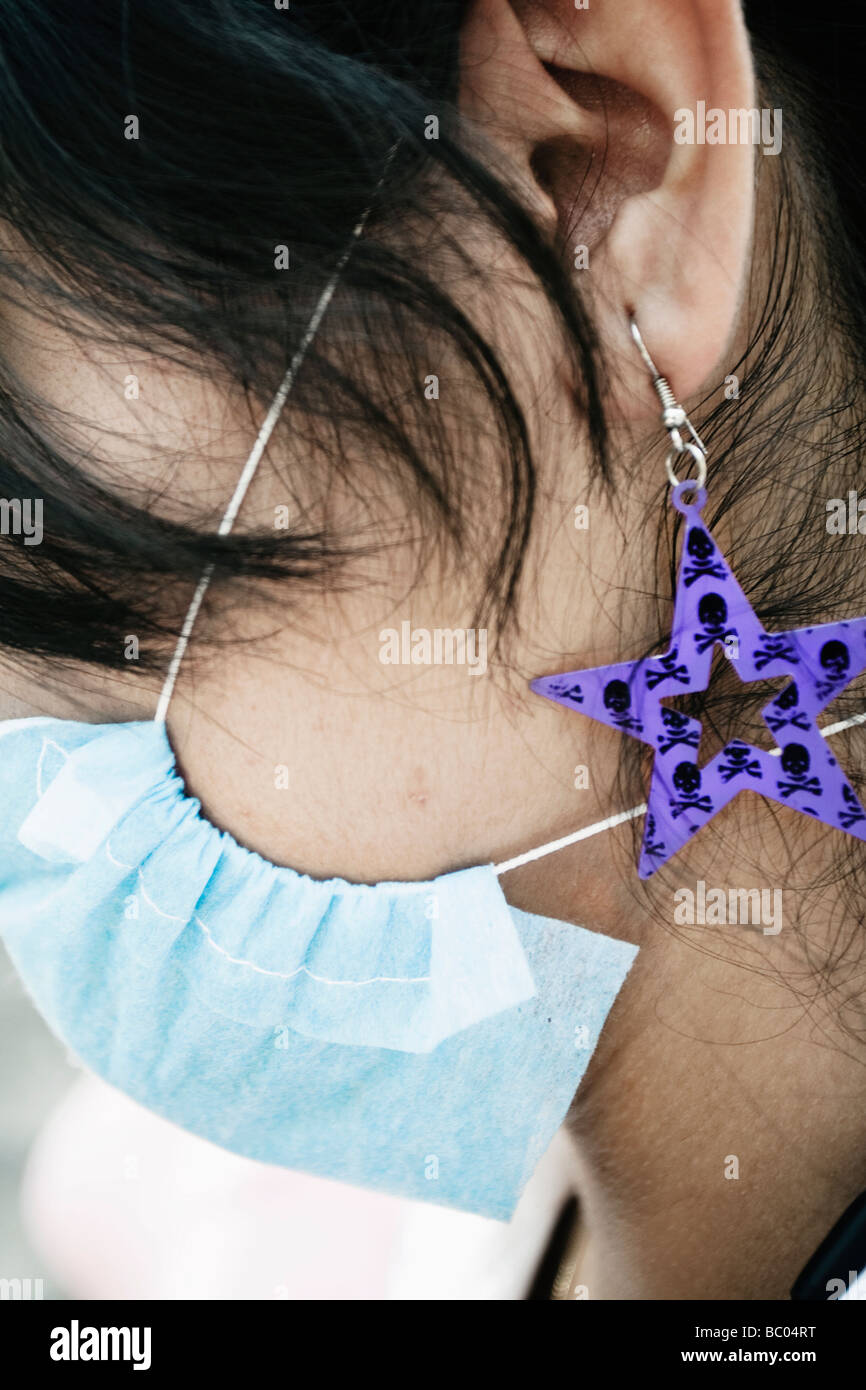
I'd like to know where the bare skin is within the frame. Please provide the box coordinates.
[2,0,864,1298]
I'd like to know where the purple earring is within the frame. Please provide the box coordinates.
[531,317,866,878]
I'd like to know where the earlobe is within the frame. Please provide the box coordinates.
[596,0,758,413]
[460,0,758,414]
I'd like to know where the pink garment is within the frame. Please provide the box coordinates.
[21,1073,575,1299]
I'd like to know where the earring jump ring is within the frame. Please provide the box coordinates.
[665,440,707,490]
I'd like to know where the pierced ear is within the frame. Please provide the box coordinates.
[460,0,758,416]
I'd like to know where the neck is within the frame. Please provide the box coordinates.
[500,151,866,1300]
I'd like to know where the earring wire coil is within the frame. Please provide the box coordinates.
[629,316,708,489]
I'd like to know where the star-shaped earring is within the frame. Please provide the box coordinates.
[531,482,866,878]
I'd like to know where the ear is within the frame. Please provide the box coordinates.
[459,0,758,416]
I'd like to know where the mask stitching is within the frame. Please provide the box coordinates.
[191,908,432,988]
[36,737,69,798]
[105,836,432,987]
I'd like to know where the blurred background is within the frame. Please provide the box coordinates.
[0,942,72,1299]
[0,941,576,1300]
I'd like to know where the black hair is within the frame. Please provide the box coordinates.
[0,0,607,670]
[612,8,866,1037]
[2,2,866,1014]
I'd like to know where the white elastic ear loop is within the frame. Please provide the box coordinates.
[494,805,646,875]
[154,201,377,725]
[493,708,866,875]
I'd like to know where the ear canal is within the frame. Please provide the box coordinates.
[528,69,670,254]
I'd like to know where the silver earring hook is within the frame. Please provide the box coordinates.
[629,316,708,490]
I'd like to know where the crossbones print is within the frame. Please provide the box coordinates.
[683,528,727,588]
[549,679,583,705]
[765,682,811,733]
[776,743,822,800]
[646,646,691,691]
[602,678,643,734]
[669,761,714,820]
[718,741,763,783]
[840,784,866,830]
[693,593,738,655]
[752,633,799,672]
[657,708,700,756]
[815,638,850,702]
[642,813,666,858]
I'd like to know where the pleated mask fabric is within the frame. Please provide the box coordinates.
[0,714,637,1218]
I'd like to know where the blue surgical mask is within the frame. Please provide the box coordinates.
[0,712,636,1220]
[0,219,638,1221]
